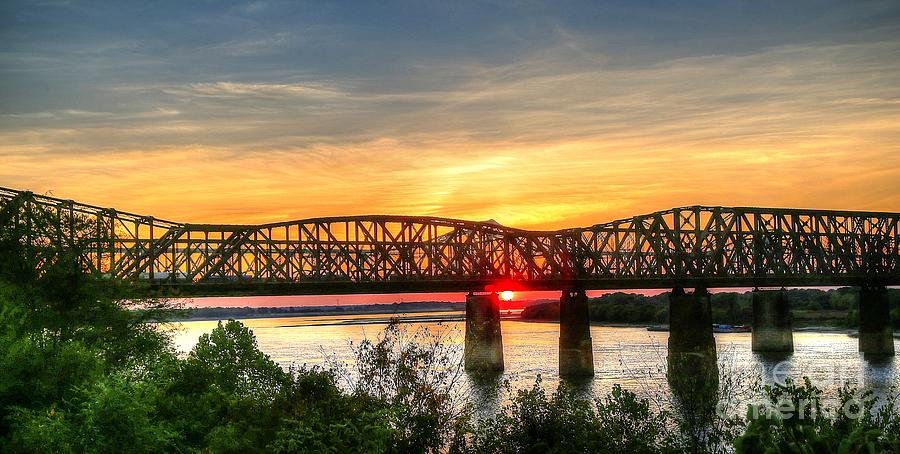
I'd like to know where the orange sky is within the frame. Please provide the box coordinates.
[2,2,900,231]
[5,128,899,231]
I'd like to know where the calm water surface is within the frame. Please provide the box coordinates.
[169,313,900,415]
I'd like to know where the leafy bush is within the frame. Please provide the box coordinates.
[345,322,466,453]
[734,378,900,453]
[459,379,676,453]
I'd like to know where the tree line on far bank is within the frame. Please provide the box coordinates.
[521,289,900,329]
[175,302,466,321]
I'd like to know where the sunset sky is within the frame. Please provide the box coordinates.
[2,0,900,231]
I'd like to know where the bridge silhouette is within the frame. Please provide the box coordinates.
[2,186,897,374]
[1,187,898,295]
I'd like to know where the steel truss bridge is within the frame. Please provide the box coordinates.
[1,187,898,296]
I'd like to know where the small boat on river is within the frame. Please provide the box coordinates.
[712,324,751,333]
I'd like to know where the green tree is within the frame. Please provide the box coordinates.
[735,378,900,453]
[460,379,676,453]
[0,206,177,444]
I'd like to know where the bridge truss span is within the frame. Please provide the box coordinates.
[1,187,898,295]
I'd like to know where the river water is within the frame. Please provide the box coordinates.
[168,312,900,416]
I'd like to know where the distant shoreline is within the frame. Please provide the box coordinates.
[172,306,465,322]
[170,301,474,322]
[167,300,541,322]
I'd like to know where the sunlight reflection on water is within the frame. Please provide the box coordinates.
[168,314,900,415]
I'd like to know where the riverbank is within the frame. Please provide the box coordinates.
[519,288,900,333]
[169,301,466,322]
[172,307,465,322]
[175,310,529,326]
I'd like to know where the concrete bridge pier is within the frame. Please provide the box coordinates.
[751,289,794,353]
[464,292,505,372]
[668,287,717,360]
[859,286,895,357]
[559,289,594,376]
[667,287,718,403]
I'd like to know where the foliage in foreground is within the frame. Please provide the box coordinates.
[0,216,456,453]
[734,378,900,453]
[2,215,900,453]
[457,379,676,453]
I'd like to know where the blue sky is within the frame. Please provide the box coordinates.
[2,0,899,228]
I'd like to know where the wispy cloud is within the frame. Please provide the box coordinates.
[170,81,343,99]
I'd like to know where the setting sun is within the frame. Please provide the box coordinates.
[500,291,514,301]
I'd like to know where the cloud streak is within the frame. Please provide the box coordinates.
[1,1,899,228]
